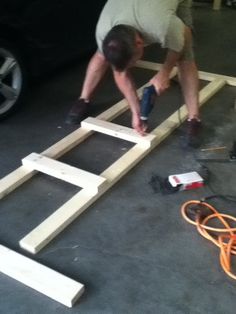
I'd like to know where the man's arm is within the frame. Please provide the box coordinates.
[113,70,146,135]
[150,49,181,94]
[150,25,192,94]
[80,51,109,100]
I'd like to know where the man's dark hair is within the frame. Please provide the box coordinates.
[102,25,137,71]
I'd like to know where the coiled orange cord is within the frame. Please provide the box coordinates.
[181,200,236,280]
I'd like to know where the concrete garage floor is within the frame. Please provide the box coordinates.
[0,4,236,314]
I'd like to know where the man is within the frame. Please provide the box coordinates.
[66,0,201,147]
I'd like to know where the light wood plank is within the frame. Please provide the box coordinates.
[19,79,225,254]
[22,153,106,194]
[0,168,36,200]
[213,0,222,10]
[136,60,236,86]
[198,70,236,87]
[81,117,156,148]
[0,245,84,307]
[136,60,169,72]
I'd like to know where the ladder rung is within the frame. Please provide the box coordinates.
[22,153,106,194]
[81,117,156,148]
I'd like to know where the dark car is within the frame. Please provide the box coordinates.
[0,0,105,119]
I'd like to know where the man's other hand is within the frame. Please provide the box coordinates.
[150,69,170,94]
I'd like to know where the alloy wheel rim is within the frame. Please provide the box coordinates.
[0,47,22,115]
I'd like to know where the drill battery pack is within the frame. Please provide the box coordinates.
[140,85,157,121]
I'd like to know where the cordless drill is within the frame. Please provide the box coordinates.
[140,85,157,122]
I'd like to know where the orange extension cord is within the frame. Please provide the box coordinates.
[181,200,236,280]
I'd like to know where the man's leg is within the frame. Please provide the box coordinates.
[177,59,199,120]
[66,51,109,125]
[177,59,202,148]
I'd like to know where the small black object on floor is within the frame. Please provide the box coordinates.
[149,174,180,195]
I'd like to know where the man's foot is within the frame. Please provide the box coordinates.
[65,98,90,125]
[183,118,202,148]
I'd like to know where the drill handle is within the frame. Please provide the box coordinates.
[140,85,157,121]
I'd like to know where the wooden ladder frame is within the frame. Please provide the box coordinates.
[1,60,235,255]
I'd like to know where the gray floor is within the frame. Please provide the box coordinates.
[1,4,236,314]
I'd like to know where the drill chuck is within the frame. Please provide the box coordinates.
[140,85,157,121]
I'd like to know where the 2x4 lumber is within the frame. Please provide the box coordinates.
[81,117,156,148]
[0,244,84,307]
[22,153,106,194]
[0,168,36,200]
[198,70,236,86]
[213,0,222,10]
[19,78,226,254]
[136,60,236,86]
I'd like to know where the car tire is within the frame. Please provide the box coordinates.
[0,40,27,120]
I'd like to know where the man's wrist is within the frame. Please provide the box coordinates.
[163,50,181,72]
[132,110,141,118]
[160,66,172,76]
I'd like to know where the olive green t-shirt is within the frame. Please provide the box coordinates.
[96,0,193,56]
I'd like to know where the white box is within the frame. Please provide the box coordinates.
[168,171,204,190]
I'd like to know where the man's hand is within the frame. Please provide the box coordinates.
[150,49,182,94]
[149,69,170,95]
[113,70,148,135]
[132,113,148,135]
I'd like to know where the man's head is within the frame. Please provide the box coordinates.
[102,25,144,72]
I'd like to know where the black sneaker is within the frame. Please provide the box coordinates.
[65,98,90,125]
[184,118,202,148]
